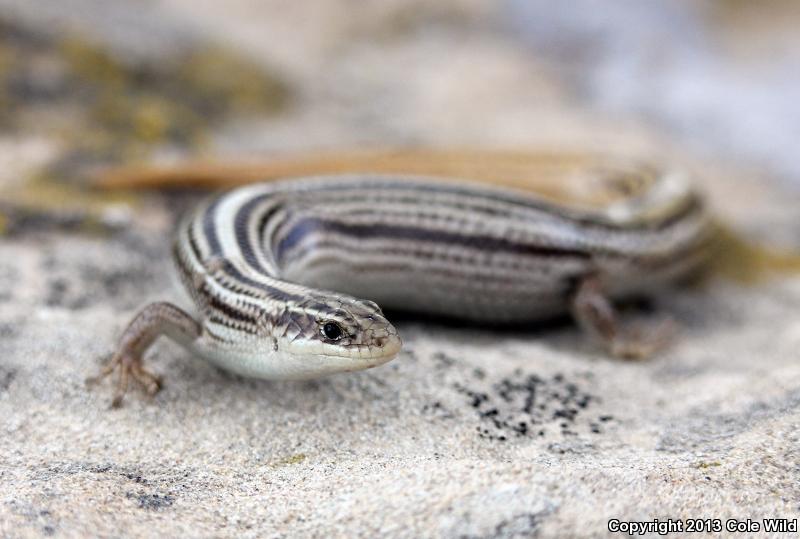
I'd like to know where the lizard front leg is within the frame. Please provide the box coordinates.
[87,302,201,407]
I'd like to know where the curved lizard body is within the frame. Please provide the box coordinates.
[91,167,712,406]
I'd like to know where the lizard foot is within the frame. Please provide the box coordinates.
[608,317,676,360]
[86,352,162,408]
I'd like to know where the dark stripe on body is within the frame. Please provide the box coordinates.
[275,218,591,263]
[233,193,285,275]
[191,203,306,303]
[209,177,704,280]
[204,293,261,327]
[270,178,703,231]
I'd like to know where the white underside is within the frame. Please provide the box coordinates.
[187,336,393,380]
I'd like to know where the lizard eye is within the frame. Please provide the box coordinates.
[321,321,344,341]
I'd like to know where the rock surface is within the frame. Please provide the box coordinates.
[1,2,799,538]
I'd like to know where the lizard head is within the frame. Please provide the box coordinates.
[271,294,402,379]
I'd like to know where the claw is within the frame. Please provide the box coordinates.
[85,354,118,387]
[131,364,162,396]
[87,352,162,408]
[609,318,676,360]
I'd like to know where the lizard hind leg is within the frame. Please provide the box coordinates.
[86,302,201,408]
[570,275,676,360]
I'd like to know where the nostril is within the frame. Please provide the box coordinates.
[375,337,385,347]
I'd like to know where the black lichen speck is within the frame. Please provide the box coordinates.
[421,400,455,419]
[127,492,174,511]
[0,367,16,392]
[455,369,609,441]
[459,509,553,539]
[433,351,457,369]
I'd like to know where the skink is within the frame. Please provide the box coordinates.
[91,163,712,406]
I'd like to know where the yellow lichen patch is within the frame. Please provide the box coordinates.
[60,37,127,91]
[178,46,291,115]
[1,20,291,184]
[0,174,140,235]
[59,37,207,155]
[0,45,13,126]
[131,97,171,144]
[55,39,291,167]
[24,173,138,209]
[271,453,308,467]
[694,461,721,469]
[705,221,800,284]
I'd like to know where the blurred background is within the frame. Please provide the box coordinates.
[3,5,800,536]
[1,0,800,192]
